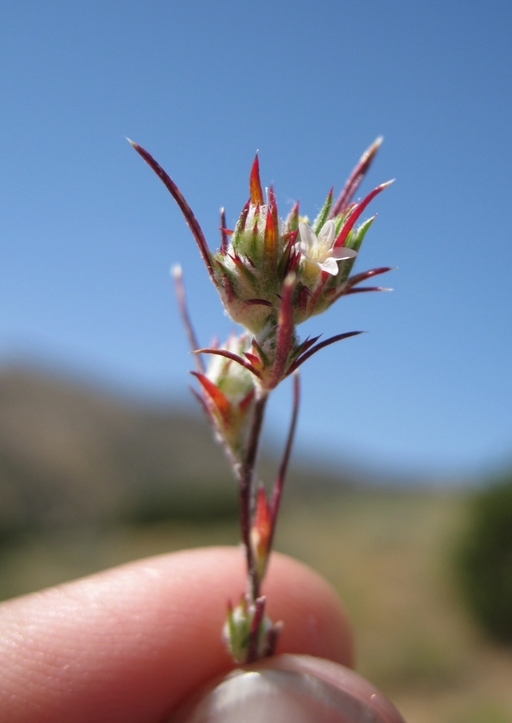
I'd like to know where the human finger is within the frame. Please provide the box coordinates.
[0,546,352,723]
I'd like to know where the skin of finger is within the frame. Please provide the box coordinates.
[0,547,353,723]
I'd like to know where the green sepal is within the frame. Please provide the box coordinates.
[230,203,251,253]
[312,190,333,235]
[224,600,250,663]
[284,203,299,233]
[332,206,352,238]
[345,215,375,252]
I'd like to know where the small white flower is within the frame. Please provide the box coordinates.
[298,219,357,276]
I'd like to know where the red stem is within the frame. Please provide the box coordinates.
[269,373,300,549]
[239,392,268,602]
[246,596,266,663]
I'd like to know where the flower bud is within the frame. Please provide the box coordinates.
[250,485,273,583]
[223,595,279,664]
[193,333,255,458]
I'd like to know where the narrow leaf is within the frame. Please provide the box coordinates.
[334,180,394,248]
[191,372,231,425]
[129,141,214,278]
[194,348,261,377]
[287,331,363,374]
[331,137,383,216]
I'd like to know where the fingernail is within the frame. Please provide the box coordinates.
[170,654,405,723]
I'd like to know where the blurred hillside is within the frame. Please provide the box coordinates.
[1,488,511,722]
[0,365,366,536]
[1,366,512,721]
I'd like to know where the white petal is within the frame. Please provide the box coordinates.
[317,219,336,247]
[298,222,316,251]
[319,257,340,275]
[331,246,357,261]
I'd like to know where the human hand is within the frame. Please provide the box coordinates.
[0,547,353,723]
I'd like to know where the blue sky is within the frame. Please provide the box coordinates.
[1,1,511,480]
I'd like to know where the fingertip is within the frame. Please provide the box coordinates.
[263,551,354,668]
[0,547,352,722]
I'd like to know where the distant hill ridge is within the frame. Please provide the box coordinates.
[0,366,358,535]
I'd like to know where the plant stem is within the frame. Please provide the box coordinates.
[269,373,300,550]
[238,390,268,602]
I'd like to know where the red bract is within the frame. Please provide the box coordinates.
[251,485,272,583]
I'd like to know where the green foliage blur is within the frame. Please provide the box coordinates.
[457,475,512,643]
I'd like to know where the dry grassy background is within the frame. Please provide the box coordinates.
[1,491,512,723]
[1,368,511,722]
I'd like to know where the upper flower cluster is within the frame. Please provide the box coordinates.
[211,149,392,340]
[131,138,392,393]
